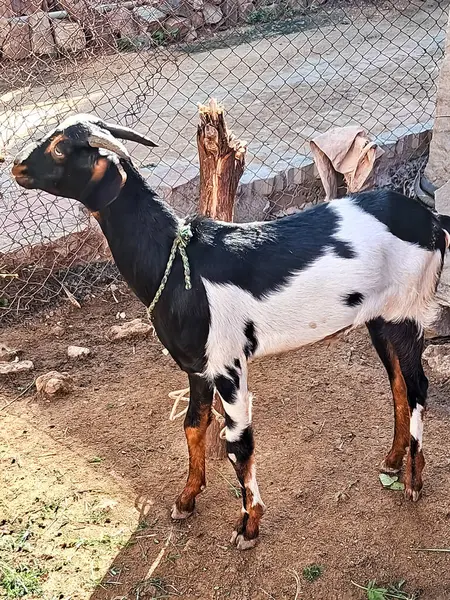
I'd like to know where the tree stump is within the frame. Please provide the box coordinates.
[197,98,247,459]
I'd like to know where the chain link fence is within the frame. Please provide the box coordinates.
[0,0,448,320]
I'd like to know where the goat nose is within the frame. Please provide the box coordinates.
[11,163,27,177]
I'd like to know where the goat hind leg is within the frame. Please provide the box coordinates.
[215,359,265,550]
[172,373,213,519]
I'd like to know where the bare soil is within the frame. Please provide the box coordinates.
[2,295,450,600]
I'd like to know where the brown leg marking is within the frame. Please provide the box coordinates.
[172,403,211,519]
[405,432,426,502]
[382,353,411,474]
[230,456,265,550]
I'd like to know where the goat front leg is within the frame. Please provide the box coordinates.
[215,359,265,550]
[172,373,213,519]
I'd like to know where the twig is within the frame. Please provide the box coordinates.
[411,547,450,553]
[287,569,301,600]
[144,528,173,580]
[0,379,36,412]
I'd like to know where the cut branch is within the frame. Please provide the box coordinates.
[197,98,247,459]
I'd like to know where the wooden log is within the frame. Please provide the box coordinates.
[196,98,247,459]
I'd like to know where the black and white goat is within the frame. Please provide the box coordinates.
[12,114,449,550]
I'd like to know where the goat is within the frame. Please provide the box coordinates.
[12,114,450,550]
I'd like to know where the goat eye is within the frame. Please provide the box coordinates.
[53,145,64,158]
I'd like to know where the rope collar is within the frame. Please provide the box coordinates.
[147,221,193,319]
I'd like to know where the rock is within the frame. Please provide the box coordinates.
[58,0,115,47]
[29,11,56,56]
[133,6,166,31]
[36,371,73,397]
[423,344,450,378]
[164,16,191,39]
[202,2,222,24]
[2,20,31,60]
[49,324,65,337]
[54,20,86,53]
[0,360,34,376]
[190,11,204,29]
[108,318,152,341]
[0,1,14,18]
[67,345,91,359]
[11,0,41,15]
[0,17,10,50]
[107,6,140,37]
[184,25,197,41]
[0,344,22,362]
[186,0,204,9]
[222,0,239,25]
[238,1,254,20]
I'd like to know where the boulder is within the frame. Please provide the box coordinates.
[2,20,31,60]
[11,0,41,16]
[423,344,450,379]
[53,20,86,53]
[203,2,222,24]
[0,17,10,50]
[36,371,73,397]
[107,6,140,38]
[133,6,166,32]
[164,16,191,39]
[0,1,13,19]
[29,10,55,56]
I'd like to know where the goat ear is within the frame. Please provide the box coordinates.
[81,157,126,211]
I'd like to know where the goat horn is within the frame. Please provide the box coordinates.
[87,133,130,160]
[98,121,158,148]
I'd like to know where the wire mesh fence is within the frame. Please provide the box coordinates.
[0,0,449,320]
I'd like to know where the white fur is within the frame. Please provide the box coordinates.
[410,405,424,449]
[247,462,263,508]
[203,198,442,379]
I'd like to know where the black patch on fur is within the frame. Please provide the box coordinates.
[226,366,240,389]
[244,321,258,358]
[234,358,241,369]
[409,436,419,459]
[344,292,364,307]
[215,374,237,403]
[352,190,446,253]
[226,426,255,464]
[333,239,356,259]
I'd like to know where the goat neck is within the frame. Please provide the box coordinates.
[96,160,179,306]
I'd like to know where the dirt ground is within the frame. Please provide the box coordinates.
[2,294,450,600]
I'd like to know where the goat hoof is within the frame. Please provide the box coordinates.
[230,530,257,550]
[379,460,401,475]
[171,504,194,520]
[404,488,422,502]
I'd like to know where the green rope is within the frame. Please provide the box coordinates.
[147,222,193,320]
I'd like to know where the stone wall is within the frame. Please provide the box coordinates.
[0,0,262,60]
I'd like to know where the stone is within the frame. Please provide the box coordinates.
[222,0,239,25]
[0,17,10,49]
[203,2,222,24]
[67,345,91,359]
[164,16,190,39]
[190,11,204,29]
[49,324,65,337]
[184,25,197,41]
[107,6,139,38]
[133,6,166,31]
[0,360,34,376]
[29,11,55,56]
[2,20,31,60]
[36,371,73,397]
[186,0,204,10]
[108,318,152,341]
[53,20,86,53]
[0,343,21,362]
[238,1,254,20]
[58,0,114,47]
[11,0,41,15]
[423,344,450,379]
[0,1,13,18]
